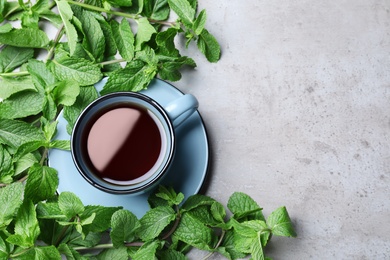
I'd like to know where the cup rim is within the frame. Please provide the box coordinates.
[70,91,175,194]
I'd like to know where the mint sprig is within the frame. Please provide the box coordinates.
[0,184,296,259]
[0,0,296,258]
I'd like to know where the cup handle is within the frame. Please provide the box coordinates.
[164,94,199,128]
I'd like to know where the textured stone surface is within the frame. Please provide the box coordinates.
[174,0,390,259]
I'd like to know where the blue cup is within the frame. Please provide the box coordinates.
[71,92,198,195]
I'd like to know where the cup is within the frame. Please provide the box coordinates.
[71,91,198,195]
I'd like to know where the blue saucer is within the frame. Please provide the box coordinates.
[48,78,210,218]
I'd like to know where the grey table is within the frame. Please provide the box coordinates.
[176,1,390,259]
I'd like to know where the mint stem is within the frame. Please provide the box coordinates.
[66,0,138,19]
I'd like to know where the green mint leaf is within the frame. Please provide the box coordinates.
[267,206,297,237]
[36,201,65,219]
[14,140,46,162]
[143,0,170,21]
[156,27,180,56]
[0,144,14,181]
[58,192,85,218]
[0,182,23,228]
[0,27,49,48]
[158,56,196,81]
[193,9,206,35]
[80,205,121,233]
[138,206,176,241]
[12,245,61,260]
[210,201,226,224]
[135,17,156,51]
[172,211,215,251]
[100,60,156,94]
[0,90,45,119]
[6,200,40,248]
[96,18,118,58]
[197,29,221,63]
[49,140,70,150]
[110,18,134,61]
[68,231,101,248]
[95,247,128,260]
[74,9,105,62]
[227,192,265,221]
[181,194,217,212]
[52,79,80,106]
[0,46,34,73]
[43,94,58,120]
[110,209,139,248]
[158,249,187,260]
[167,0,195,27]
[27,59,56,92]
[0,231,12,259]
[0,24,12,33]
[41,117,57,142]
[57,243,84,260]
[218,230,247,260]
[105,0,133,7]
[154,186,184,206]
[48,57,103,86]
[56,0,78,55]
[63,85,98,135]
[0,76,36,100]
[132,240,162,260]
[0,119,44,148]
[14,153,38,176]
[25,164,58,204]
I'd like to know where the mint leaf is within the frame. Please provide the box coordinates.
[193,9,206,35]
[227,192,265,221]
[74,9,105,62]
[7,200,40,248]
[48,57,102,86]
[0,76,36,100]
[156,27,180,56]
[25,164,58,204]
[135,17,156,51]
[96,247,128,260]
[58,192,84,218]
[0,182,23,228]
[0,90,45,119]
[158,249,187,260]
[0,119,44,148]
[132,240,162,260]
[197,29,221,62]
[14,153,38,176]
[0,231,12,259]
[267,206,297,237]
[105,0,133,7]
[0,144,14,182]
[52,79,80,106]
[167,0,195,27]
[158,56,196,81]
[181,194,217,212]
[27,59,56,91]
[100,60,156,94]
[0,46,34,73]
[12,245,61,260]
[111,18,134,61]
[56,0,78,55]
[0,27,50,48]
[138,206,176,241]
[110,209,139,247]
[49,140,70,150]
[154,186,184,206]
[172,212,215,251]
[143,0,170,21]
[81,206,121,233]
[63,85,99,134]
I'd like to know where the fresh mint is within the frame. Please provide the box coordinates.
[0,0,296,258]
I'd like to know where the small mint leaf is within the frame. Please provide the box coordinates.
[110,209,139,248]
[227,192,265,221]
[138,206,176,241]
[58,192,84,218]
[267,206,297,237]
[197,29,221,62]
[25,164,58,204]
[0,182,24,228]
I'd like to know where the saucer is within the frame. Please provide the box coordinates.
[48,78,210,218]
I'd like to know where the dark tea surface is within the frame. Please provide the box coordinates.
[86,105,163,185]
